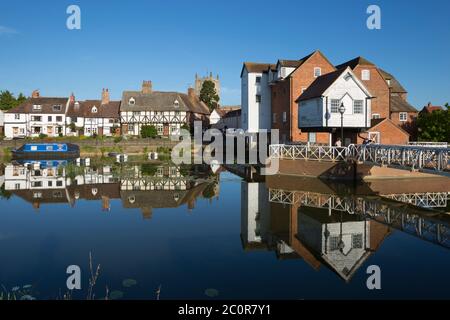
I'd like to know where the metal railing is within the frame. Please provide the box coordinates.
[269,188,450,249]
[269,144,348,162]
[408,142,448,148]
[350,144,450,173]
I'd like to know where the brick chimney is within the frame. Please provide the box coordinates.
[188,87,195,99]
[69,93,75,103]
[31,90,40,98]
[427,102,432,108]
[102,88,110,105]
[142,80,152,94]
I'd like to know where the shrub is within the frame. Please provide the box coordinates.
[39,133,48,139]
[141,125,157,138]
[114,136,123,143]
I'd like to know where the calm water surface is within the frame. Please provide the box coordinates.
[0,162,449,299]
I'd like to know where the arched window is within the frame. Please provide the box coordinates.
[92,106,98,113]
[174,99,179,108]
[129,97,135,105]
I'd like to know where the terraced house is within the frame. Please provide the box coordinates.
[120,81,209,136]
[4,90,69,139]
[66,89,121,137]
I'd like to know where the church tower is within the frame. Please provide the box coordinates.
[194,72,220,99]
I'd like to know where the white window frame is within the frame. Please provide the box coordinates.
[330,99,340,113]
[15,114,20,120]
[255,94,261,103]
[255,76,261,84]
[314,67,321,78]
[361,69,371,81]
[32,105,42,111]
[353,100,364,114]
[368,131,380,144]
[399,112,408,122]
[372,113,380,119]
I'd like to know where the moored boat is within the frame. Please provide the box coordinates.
[12,143,80,160]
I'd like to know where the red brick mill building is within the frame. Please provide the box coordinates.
[241,50,419,145]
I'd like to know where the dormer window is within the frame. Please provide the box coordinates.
[92,106,98,113]
[174,100,179,108]
[52,105,62,112]
[33,105,42,111]
[314,67,321,78]
[386,79,391,86]
[129,97,135,105]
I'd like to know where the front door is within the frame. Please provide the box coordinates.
[47,126,53,135]
[163,124,169,136]
[98,127,103,136]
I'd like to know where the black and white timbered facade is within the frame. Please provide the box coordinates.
[121,81,210,136]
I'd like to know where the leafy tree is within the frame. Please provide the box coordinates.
[417,105,450,142]
[141,125,158,138]
[0,90,27,110]
[199,80,219,111]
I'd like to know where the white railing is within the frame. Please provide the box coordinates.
[269,188,450,248]
[269,144,349,162]
[408,142,448,148]
[353,144,450,172]
[269,143,450,175]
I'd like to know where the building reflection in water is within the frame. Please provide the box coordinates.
[241,175,450,282]
[1,162,219,218]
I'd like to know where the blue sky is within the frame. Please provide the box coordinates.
[0,0,449,108]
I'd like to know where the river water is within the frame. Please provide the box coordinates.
[0,161,449,299]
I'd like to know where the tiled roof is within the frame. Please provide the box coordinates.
[66,100,120,118]
[278,59,302,68]
[6,97,68,114]
[336,56,375,70]
[379,69,407,93]
[121,91,191,112]
[390,96,417,112]
[242,62,276,74]
[296,69,346,102]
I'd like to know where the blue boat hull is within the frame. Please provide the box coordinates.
[12,143,80,160]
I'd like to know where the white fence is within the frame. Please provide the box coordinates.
[408,142,448,148]
[269,143,450,175]
[269,144,348,162]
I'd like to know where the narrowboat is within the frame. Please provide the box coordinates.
[12,143,80,160]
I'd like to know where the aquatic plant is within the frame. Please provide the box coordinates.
[122,279,137,288]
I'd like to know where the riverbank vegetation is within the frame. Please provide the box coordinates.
[417,103,450,142]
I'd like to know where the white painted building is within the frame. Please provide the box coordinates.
[0,109,4,136]
[297,67,373,131]
[210,107,241,130]
[4,91,70,139]
[240,181,271,248]
[240,63,275,132]
[121,81,208,137]
[298,207,371,281]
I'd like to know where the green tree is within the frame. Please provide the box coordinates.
[141,125,158,138]
[417,106,450,142]
[0,90,27,110]
[199,80,219,111]
[0,90,17,110]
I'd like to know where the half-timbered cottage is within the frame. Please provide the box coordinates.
[120,81,209,136]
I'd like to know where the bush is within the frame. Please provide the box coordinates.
[141,125,158,138]
[39,133,48,139]
[114,136,123,143]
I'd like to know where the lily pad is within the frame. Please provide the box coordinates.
[109,290,124,300]
[204,288,219,298]
[11,286,20,292]
[23,284,32,289]
[122,279,137,288]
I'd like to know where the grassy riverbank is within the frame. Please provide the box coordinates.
[0,137,179,158]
